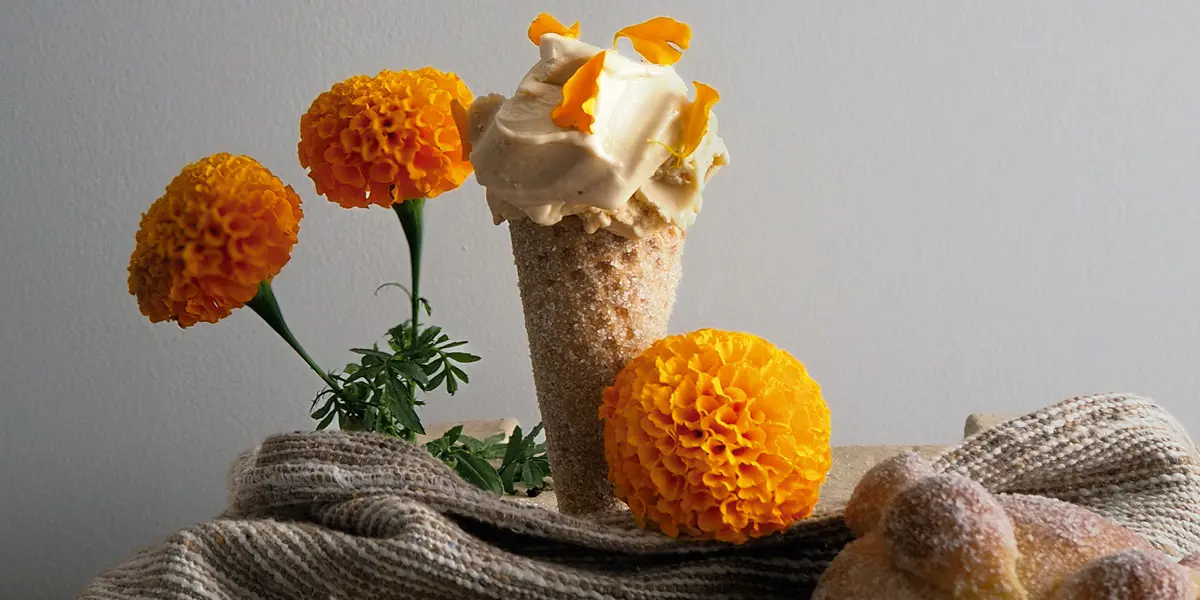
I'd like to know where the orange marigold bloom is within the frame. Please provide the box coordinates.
[128,153,303,328]
[600,329,831,544]
[298,68,474,208]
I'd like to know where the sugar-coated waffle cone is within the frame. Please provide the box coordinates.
[508,216,684,515]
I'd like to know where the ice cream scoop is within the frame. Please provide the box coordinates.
[468,32,728,239]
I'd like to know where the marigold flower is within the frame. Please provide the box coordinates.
[551,50,607,134]
[298,68,473,208]
[128,153,303,328]
[613,16,692,66]
[600,329,831,544]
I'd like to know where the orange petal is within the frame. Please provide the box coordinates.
[528,12,580,45]
[613,17,691,65]
[551,50,606,133]
[450,98,471,160]
[678,81,720,163]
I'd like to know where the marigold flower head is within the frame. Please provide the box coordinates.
[298,67,474,208]
[128,153,303,327]
[600,329,831,544]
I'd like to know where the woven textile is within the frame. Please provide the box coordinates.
[81,394,1200,599]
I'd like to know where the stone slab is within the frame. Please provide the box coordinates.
[433,415,1016,515]
[506,444,949,516]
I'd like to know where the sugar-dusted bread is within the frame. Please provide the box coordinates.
[814,453,1200,600]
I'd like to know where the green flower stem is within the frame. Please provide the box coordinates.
[246,281,340,393]
[393,198,425,346]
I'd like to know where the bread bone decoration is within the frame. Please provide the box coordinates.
[813,452,1200,599]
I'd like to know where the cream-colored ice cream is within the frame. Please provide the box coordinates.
[467,33,728,239]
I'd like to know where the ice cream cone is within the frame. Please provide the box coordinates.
[468,18,727,515]
[508,216,684,515]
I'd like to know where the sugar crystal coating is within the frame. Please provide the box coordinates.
[1051,550,1193,600]
[508,215,684,515]
[844,451,937,537]
[884,474,1025,597]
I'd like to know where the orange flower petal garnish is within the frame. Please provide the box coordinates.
[678,81,720,163]
[528,12,579,45]
[551,50,606,133]
[649,81,720,166]
[613,17,691,66]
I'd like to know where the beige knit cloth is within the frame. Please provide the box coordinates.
[81,394,1200,599]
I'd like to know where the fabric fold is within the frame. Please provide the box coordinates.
[82,393,1200,599]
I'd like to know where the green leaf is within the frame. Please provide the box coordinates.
[445,371,459,395]
[521,458,550,490]
[407,353,438,367]
[420,297,432,316]
[426,370,446,390]
[311,401,334,421]
[437,340,469,350]
[498,462,520,494]
[454,452,504,496]
[433,425,463,446]
[427,440,455,459]
[527,422,545,441]
[521,461,537,488]
[418,326,443,347]
[345,376,363,389]
[458,436,478,451]
[384,372,412,400]
[391,361,430,386]
[366,362,388,375]
[457,435,486,453]
[350,348,391,358]
[387,324,408,344]
[447,352,481,364]
[382,377,424,434]
[316,410,337,431]
[449,365,469,384]
[504,427,525,460]
[310,391,329,409]
[394,400,424,435]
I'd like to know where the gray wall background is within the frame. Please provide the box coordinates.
[4,1,1200,597]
